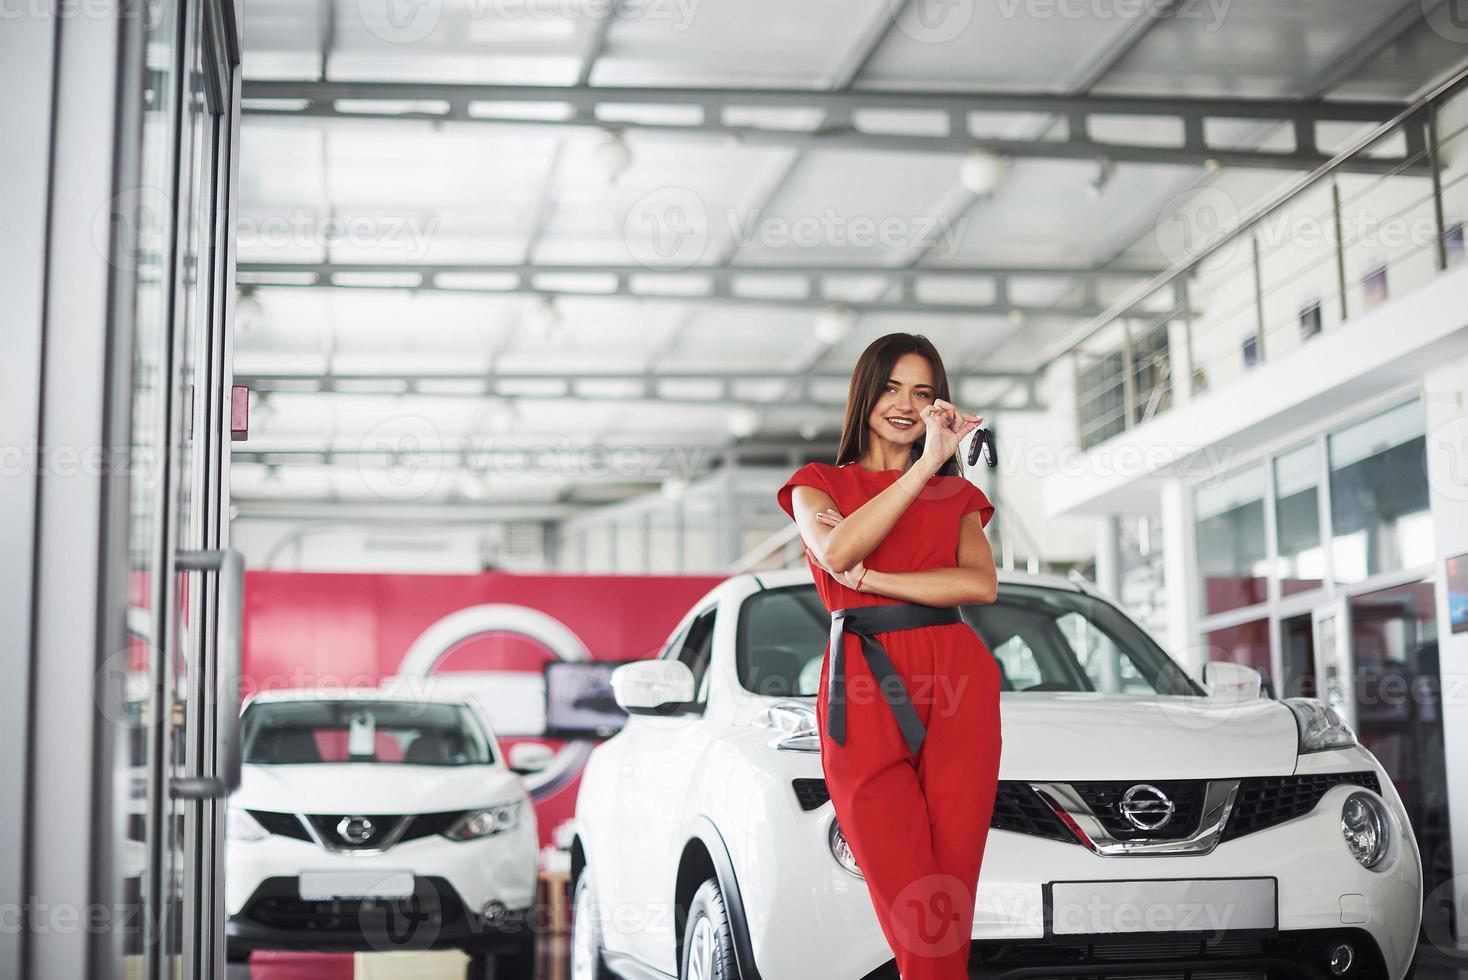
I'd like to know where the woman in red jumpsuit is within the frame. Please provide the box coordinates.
[776,332,1003,980]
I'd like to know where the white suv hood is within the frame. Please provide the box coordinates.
[997,692,1300,779]
[237,763,524,814]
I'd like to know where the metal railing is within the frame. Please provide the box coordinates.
[1051,62,1468,451]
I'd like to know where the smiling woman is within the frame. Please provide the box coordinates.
[775,331,1003,980]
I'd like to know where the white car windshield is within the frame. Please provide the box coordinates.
[240,700,496,766]
[736,583,1206,698]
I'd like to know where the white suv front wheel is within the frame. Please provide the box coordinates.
[570,870,614,980]
[681,878,738,980]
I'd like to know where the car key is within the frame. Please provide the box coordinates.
[968,426,997,468]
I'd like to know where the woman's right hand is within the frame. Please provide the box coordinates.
[919,399,983,466]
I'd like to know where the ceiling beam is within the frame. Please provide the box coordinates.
[229,439,960,474]
[241,80,1418,174]
[236,368,1047,410]
[237,259,1174,319]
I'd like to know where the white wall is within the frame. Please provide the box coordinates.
[230,517,549,573]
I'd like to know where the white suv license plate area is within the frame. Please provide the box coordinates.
[298,871,415,901]
[1047,877,1277,936]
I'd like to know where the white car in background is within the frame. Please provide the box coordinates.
[570,567,1423,980]
[226,689,551,978]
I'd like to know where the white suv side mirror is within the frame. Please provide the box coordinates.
[1198,660,1263,700]
[508,741,554,774]
[611,660,695,714]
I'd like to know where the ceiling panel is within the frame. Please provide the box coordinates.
[588,0,893,87]
[1092,0,1415,98]
[855,0,1150,92]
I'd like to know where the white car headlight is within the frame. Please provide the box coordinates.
[444,801,522,841]
[1283,698,1357,753]
[758,699,821,752]
[1341,792,1390,869]
[226,807,269,842]
[828,820,862,879]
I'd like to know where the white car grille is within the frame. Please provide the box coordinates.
[793,770,1382,854]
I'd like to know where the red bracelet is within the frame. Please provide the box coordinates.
[855,567,868,591]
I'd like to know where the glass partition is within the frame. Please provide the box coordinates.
[1194,463,1268,616]
[1327,399,1431,583]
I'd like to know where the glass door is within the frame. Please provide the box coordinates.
[114,2,240,979]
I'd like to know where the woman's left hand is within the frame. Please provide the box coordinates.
[807,509,868,590]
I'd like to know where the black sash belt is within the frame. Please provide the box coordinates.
[826,602,964,756]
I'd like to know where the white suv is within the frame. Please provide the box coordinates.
[226,689,547,977]
[570,567,1423,980]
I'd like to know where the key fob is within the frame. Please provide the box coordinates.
[967,426,997,468]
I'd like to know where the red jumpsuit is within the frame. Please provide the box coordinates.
[777,461,1004,980]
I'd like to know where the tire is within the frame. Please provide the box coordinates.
[570,870,615,980]
[680,878,739,980]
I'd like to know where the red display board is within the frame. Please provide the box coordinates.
[242,570,729,852]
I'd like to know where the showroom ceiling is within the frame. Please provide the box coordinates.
[230,0,1466,515]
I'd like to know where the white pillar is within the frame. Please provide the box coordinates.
[1094,514,1122,602]
[1159,476,1201,675]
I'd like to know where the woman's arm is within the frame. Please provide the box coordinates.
[794,455,944,573]
[848,511,998,606]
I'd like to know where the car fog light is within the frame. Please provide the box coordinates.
[481,900,509,922]
[829,820,862,879]
[1340,792,1389,869]
[1329,942,1354,974]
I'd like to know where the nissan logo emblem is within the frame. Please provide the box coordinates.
[338,815,376,844]
[1118,784,1175,831]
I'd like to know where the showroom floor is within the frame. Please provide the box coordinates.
[224,937,1468,980]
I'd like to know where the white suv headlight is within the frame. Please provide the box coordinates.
[758,699,820,752]
[1283,698,1357,753]
[226,807,269,842]
[1341,792,1390,869]
[444,801,522,841]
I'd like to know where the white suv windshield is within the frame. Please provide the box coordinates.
[240,700,495,766]
[736,584,1206,698]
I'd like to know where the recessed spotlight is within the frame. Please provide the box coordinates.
[727,404,761,439]
[959,149,1006,196]
[813,305,857,345]
[593,130,632,185]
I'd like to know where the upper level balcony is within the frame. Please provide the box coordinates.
[1051,65,1468,518]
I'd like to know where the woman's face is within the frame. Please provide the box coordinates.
[866,352,937,449]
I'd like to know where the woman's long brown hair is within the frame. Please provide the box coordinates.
[834,332,965,479]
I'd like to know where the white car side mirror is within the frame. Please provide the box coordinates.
[611,660,695,715]
[508,741,554,774]
[1198,660,1263,700]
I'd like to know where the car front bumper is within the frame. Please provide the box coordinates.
[850,925,1394,979]
[226,875,534,955]
[732,780,1421,980]
[226,817,539,953]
